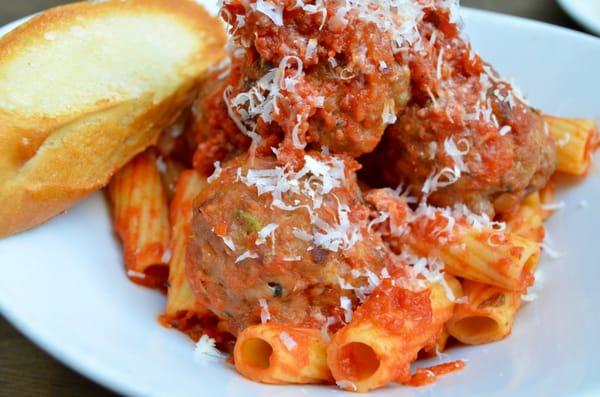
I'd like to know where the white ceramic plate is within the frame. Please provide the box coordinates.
[558,0,600,36]
[1,4,600,397]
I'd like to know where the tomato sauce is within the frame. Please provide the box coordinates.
[403,360,466,387]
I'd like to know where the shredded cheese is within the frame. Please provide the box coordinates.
[368,211,390,231]
[283,255,302,261]
[320,316,336,342]
[340,296,353,323]
[540,242,563,259]
[498,125,512,136]
[443,137,470,173]
[256,223,279,247]
[156,156,167,174]
[382,99,398,124]
[221,236,236,251]
[541,201,566,212]
[207,161,222,183]
[161,249,172,264]
[126,270,145,279]
[279,332,298,350]
[336,380,358,391]
[306,38,318,59]
[253,0,284,26]
[240,155,364,253]
[259,298,271,324]
[194,335,225,359]
[225,55,304,142]
[436,47,445,80]
[235,250,259,263]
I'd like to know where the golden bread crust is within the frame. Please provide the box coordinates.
[0,0,226,237]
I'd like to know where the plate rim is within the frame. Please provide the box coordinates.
[557,0,600,36]
[0,6,599,397]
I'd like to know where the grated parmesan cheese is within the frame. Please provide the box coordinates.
[279,331,298,350]
[256,223,279,248]
[455,296,469,304]
[540,242,563,259]
[240,154,364,253]
[541,201,566,212]
[253,0,284,26]
[368,211,390,231]
[235,250,259,263]
[259,298,271,323]
[306,38,318,59]
[127,270,146,279]
[336,380,358,391]
[422,165,461,195]
[156,156,167,174]
[443,137,470,173]
[340,296,353,323]
[521,292,538,302]
[207,161,222,183]
[382,99,398,124]
[194,335,225,359]
[320,316,336,342]
[498,125,512,136]
[283,255,302,261]
[436,47,445,80]
[161,249,172,264]
[224,55,304,142]
[221,236,236,251]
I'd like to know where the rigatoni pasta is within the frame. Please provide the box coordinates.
[327,280,458,392]
[506,193,545,243]
[234,324,332,385]
[108,149,170,288]
[544,115,598,176]
[409,229,539,292]
[447,280,521,345]
[164,170,209,321]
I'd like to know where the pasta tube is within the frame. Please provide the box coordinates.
[506,193,545,243]
[422,276,463,356]
[108,149,170,288]
[234,324,332,385]
[422,330,451,358]
[447,280,521,345]
[365,188,538,292]
[409,229,539,292]
[327,280,456,392]
[544,115,598,176]
[165,170,209,320]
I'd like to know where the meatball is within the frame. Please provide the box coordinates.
[211,0,412,158]
[186,152,397,335]
[305,61,410,157]
[361,7,556,215]
[364,95,556,215]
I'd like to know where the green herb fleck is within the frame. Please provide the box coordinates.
[235,210,262,233]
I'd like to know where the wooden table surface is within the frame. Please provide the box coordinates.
[0,1,586,396]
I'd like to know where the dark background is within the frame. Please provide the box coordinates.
[0,0,581,28]
[0,1,586,396]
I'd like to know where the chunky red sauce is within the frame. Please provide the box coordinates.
[403,360,466,387]
[178,0,560,391]
[352,279,432,335]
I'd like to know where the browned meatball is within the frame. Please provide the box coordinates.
[365,92,556,215]
[186,152,397,335]
[361,6,556,215]
[215,0,412,158]
[305,61,410,157]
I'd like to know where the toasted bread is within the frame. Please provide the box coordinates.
[0,0,226,237]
